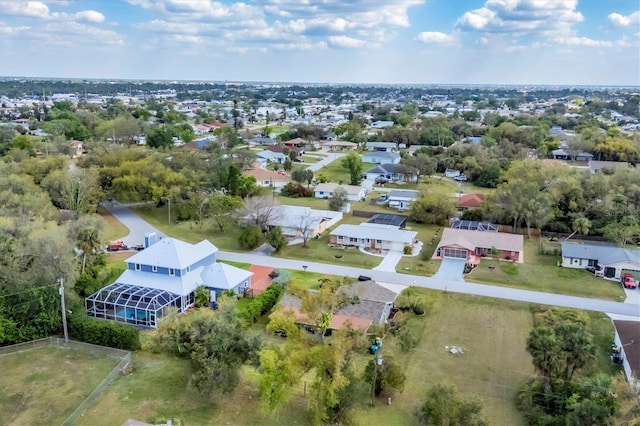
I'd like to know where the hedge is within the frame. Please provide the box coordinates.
[242,284,284,323]
[68,313,141,350]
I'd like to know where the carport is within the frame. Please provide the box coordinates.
[433,257,467,282]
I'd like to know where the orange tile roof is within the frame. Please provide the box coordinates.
[249,265,274,295]
[457,193,485,208]
[243,168,289,182]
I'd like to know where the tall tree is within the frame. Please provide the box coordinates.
[416,383,487,426]
[341,151,363,186]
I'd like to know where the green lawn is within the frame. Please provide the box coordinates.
[0,346,121,426]
[98,206,130,242]
[466,240,626,301]
[315,160,376,184]
[275,236,381,269]
[132,205,244,251]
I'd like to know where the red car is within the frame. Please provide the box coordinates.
[621,273,638,289]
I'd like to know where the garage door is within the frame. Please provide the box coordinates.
[433,258,466,282]
[443,248,468,259]
[621,269,640,280]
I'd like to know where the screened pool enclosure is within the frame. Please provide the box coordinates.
[85,282,184,328]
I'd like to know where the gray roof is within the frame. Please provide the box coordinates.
[330,223,417,244]
[561,241,640,266]
[339,280,397,303]
[256,150,287,160]
[588,160,629,171]
[388,189,419,200]
[366,141,397,148]
[362,151,401,160]
[201,263,253,290]
[366,163,400,174]
[126,238,218,270]
[314,183,363,196]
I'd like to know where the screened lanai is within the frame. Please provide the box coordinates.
[85,282,182,328]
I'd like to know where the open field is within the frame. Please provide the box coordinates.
[315,160,377,184]
[98,206,130,242]
[0,346,121,425]
[466,240,626,301]
[73,290,619,426]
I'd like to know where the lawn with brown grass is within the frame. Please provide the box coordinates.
[0,346,120,426]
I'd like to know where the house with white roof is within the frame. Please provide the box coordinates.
[387,190,420,211]
[256,150,287,164]
[314,183,366,201]
[433,228,524,264]
[329,223,418,253]
[85,236,252,328]
[244,205,343,239]
[361,151,401,165]
[561,241,640,280]
[365,141,397,152]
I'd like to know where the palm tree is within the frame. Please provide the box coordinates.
[77,226,101,274]
[554,322,595,380]
[526,327,564,393]
[194,285,210,308]
[564,216,591,241]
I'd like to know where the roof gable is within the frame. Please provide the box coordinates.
[126,238,218,270]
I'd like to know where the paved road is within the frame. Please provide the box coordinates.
[105,202,640,318]
[218,251,640,317]
[103,201,166,246]
[307,152,345,172]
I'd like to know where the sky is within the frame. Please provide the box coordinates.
[0,0,639,85]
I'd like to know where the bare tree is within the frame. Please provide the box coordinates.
[239,196,282,232]
[294,209,318,248]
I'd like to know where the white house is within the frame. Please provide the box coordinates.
[256,150,287,164]
[85,236,253,328]
[314,183,366,201]
[445,168,461,178]
[365,164,415,182]
[387,190,420,211]
[612,320,640,387]
[361,151,401,165]
[365,141,397,152]
[561,241,640,280]
[329,223,418,252]
[256,205,343,239]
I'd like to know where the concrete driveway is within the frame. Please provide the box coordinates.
[372,251,404,272]
[103,201,166,247]
[307,152,345,172]
[433,258,466,282]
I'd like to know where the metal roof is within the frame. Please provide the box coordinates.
[451,220,498,232]
[561,242,640,266]
[86,282,180,311]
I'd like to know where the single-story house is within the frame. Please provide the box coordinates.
[457,193,484,209]
[365,141,397,152]
[268,144,302,156]
[588,160,630,174]
[275,280,399,334]
[388,189,420,211]
[314,183,366,201]
[369,121,395,130]
[323,140,357,151]
[243,164,290,188]
[361,151,401,165]
[552,149,593,161]
[253,205,343,239]
[256,150,287,164]
[612,320,640,386]
[365,164,415,182]
[246,136,277,146]
[329,223,418,252]
[433,228,525,264]
[85,236,252,328]
[561,241,640,280]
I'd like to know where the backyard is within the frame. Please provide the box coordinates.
[0,345,121,425]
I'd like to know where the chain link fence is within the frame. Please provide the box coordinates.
[1,337,131,426]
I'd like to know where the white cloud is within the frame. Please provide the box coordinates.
[0,1,51,18]
[0,23,32,34]
[457,0,583,37]
[608,11,640,28]
[554,36,628,48]
[416,31,455,44]
[328,35,365,48]
[75,10,105,23]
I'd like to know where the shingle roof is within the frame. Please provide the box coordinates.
[457,193,485,208]
[561,242,640,266]
[613,320,640,380]
[126,238,218,270]
[388,189,419,200]
[330,223,417,244]
[437,228,523,253]
[366,163,400,174]
[362,151,400,160]
[314,183,363,196]
[201,263,253,290]
[339,280,398,303]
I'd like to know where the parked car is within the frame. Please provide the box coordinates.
[621,273,638,289]
[375,176,389,184]
[293,158,303,163]
[453,174,468,182]
[358,275,372,281]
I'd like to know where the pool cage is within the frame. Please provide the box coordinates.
[451,220,498,232]
[85,283,183,328]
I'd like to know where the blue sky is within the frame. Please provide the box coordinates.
[0,0,638,85]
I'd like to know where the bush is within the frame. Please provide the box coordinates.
[412,304,425,315]
[280,182,312,198]
[396,327,418,353]
[271,269,292,286]
[239,225,262,249]
[403,245,413,255]
[69,313,141,350]
[241,284,284,323]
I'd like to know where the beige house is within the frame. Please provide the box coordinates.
[433,228,524,264]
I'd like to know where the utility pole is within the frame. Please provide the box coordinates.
[58,278,69,342]
[162,197,171,224]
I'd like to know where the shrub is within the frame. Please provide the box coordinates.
[68,313,141,350]
[396,327,418,353]
[280,182,312,198]
[239,225,262,249]
[412,304,425,315]
[403,245,413,255]
[271,269,292,286]
[241,284,284,323]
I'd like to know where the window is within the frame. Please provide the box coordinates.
[443,248,467,259]
[376,240,382,244]
[349,237,357,242]
[169,268,175,276]
[186,266,191,273]
[152,265,157,272]
[135,264,141,271]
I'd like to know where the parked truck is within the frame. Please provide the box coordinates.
[621,273,638,289]
[107,241,128,252]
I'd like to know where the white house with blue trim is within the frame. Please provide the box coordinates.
[86,236,252,328]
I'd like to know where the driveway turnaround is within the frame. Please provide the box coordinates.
[433,258,466,282]
[217,251,640,317]
[103,201,166,247]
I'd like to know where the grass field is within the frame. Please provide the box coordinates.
[75,290,621,426]
[0,346,120,425]
[315,160,377,184]
[98,206,130,242]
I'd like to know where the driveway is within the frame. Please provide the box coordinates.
[103,201,166,247]
[372,251,404,272]
[307,152,345,172]
[433,258,466,282]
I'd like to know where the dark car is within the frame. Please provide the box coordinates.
[375,176,389,184]
[358,275,372,281]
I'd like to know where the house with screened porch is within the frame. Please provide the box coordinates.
[85,235,252,328]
